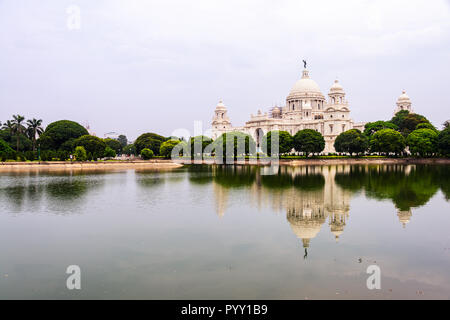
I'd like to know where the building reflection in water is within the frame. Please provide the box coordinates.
[211,165,352,249]
[209,164,449,249]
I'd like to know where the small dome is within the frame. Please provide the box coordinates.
[287,215,325,247]
[397,210,412,228]
[397,90,411,103]
[329,79,344,93]
[289,70,323,97]
[215,100,227,110]
[272,106,281,113]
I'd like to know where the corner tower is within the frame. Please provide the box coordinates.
[211,100,232,139]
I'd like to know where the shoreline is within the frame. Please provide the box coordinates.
[0,160,183,171]
[0,158,449,171]
[174,157,450,166]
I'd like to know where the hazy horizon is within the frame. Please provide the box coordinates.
[1,0,449,141]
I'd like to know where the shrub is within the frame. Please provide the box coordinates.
[24,151,37,161]
[140,148,154,160]
[74,135,107,158]
[41,150,57,161]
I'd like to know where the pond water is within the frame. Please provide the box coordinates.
[0,164,449,299]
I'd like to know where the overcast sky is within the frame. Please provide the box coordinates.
[1,0,449,140]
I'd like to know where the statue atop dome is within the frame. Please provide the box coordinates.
[302,59,307,69]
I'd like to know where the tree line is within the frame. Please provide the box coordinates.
[0,117,128,161]
[1,110,449,161]
[138,110,449,159]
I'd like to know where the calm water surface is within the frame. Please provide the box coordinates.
[0,164,449,299]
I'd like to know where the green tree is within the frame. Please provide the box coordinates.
[369,128,405,155]
[140,148,154,160]
[261,130,293,156]
[123,144,136,156]
[39,120,88,150]
[134,132,167,155]
[1,120,14,131]
[74,146,87,161]
[104,146,116,158]
[363,121,398,136]
[103,138,122,154]
[212,132,256,160]
[390,110,410,127]
[26,118,44,151]
[407,128,438,157]
[438,127,450,157]
[391,110,429,136]
[334,129,369,155]
[11,114,26,151]
[0,128,32,152]
[74,135,107,158]
[415,122,438,132]
[293,129,325,156]
[0,138,14,153]
[117,135,128,148]
[160,139,181,158]
[189,135,213,157]
[0,138,15,160]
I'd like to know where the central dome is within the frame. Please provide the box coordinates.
[289,69,323,97]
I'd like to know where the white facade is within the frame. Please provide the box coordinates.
[211,67,366,154]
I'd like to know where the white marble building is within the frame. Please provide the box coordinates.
[211,66,366,153]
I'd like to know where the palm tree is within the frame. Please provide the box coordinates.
[26,118,43,151]
[2,120,14,131]
[11,115,26,151]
